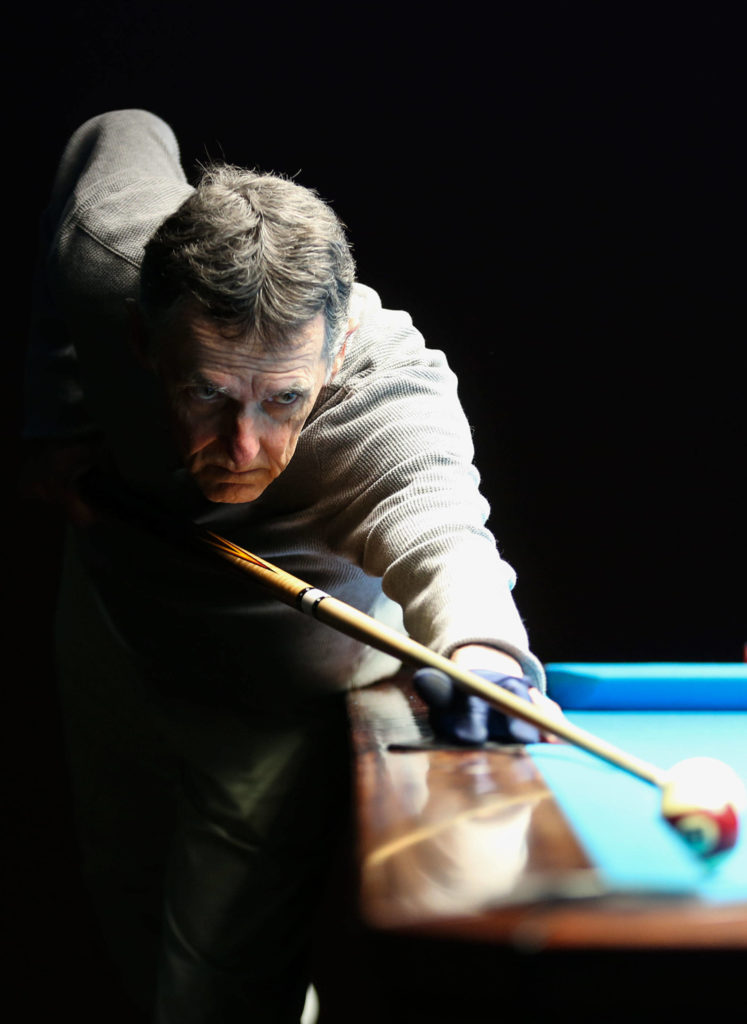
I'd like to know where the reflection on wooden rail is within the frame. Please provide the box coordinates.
[347,676,747,950]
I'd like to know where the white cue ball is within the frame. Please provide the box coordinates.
[660,757,747,856]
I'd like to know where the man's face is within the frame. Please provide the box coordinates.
[154,307,343,504]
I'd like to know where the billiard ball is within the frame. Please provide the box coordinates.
[660,757,747,856]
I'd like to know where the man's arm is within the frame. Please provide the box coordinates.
[25,111,193,511]
[309,285,545,691]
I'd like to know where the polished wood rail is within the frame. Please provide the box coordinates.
[346,676,747,951]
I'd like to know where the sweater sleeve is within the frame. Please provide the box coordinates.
[306,285,545,688]
[25,110,190,441]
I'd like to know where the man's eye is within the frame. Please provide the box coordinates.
[272,391,300,406]
[191,383,222,402]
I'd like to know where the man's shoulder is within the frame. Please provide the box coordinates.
[306,282,456,445]
[55,109,193,271]
[337,283,449,385]
[70,174,192,269]
[350,282,415,336]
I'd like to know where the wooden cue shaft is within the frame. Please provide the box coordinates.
[78,470,666,788]
[202,532,667,789]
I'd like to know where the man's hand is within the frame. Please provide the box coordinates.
[414,645,565,745]
[414,667,544,744]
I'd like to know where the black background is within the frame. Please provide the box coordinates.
[5,3,745,1017]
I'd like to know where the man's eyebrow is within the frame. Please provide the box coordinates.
[270,380,310,394]
[175,372,228,392]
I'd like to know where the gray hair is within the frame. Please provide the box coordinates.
[140,164,355,361]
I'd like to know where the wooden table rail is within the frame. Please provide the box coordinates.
[347,676,747,951]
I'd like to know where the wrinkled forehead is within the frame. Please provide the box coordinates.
[154,305,328,378]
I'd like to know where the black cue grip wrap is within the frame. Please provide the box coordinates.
[77,468,203,555]
[77,469,323,608]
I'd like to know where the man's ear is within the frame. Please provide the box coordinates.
[125,298,155,370]
[329,317,357,381]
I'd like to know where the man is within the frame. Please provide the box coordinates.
[27,110,549,1022]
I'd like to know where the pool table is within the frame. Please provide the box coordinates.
[342,664,747,1022]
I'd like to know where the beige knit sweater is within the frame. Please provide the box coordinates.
[28,110,544,705]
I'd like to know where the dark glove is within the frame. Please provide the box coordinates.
[413,667,542,745]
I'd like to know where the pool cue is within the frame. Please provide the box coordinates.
[78,470,667,791]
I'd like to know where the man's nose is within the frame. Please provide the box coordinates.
[225,412,261,469]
